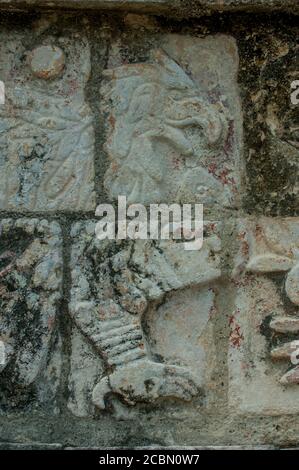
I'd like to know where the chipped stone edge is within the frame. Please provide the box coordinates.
[0,0,297,15]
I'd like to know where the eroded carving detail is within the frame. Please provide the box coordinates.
[229,218,299,414]
[0,219,62,410]
[70,221,221,410]
[0,33,95,211]
[243,220,299,384]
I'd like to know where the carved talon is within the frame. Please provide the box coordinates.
[280,365,299,385]
[92,376,111,409]
[92,360,200,410]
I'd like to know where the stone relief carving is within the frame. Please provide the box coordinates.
[70,221,221,412]
[0,219,62,410]
[102,35,242,208]
[244,219,299,384]
[0,34,95,211]
[229,218,299,414]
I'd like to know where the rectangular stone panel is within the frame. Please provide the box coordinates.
[102,34,243,209]
[0,218,63,411]
[69,221,223,416]
[0,29,95,211]
[229,217,299,414]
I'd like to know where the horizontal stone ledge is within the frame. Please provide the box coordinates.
[0,442,63,449]
[0,0,297,15]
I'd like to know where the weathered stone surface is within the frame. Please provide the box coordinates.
[68,327,103,417]
[69,221,221,413]
[0,0,296,15]
[0,9,298,449]
[145,285,218,390]
[0,31,95,211]
[0,0,173,12]
[229,218,299,414]
[0,442,62,449]
[242,26,298,216]
[0,219,62,411]
[102,34,243,208]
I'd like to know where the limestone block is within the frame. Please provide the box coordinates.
[229,218,299,414]
[0,219,63,410]
[0,32,95,211]
[102,34,243,209]
[69,221,222,413]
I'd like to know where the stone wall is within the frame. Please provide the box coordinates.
[0,3,298,448]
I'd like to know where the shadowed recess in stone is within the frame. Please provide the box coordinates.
[0,219,63,411]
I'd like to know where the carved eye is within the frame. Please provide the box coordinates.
[17,141,46,162]
[144,378,157,393]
